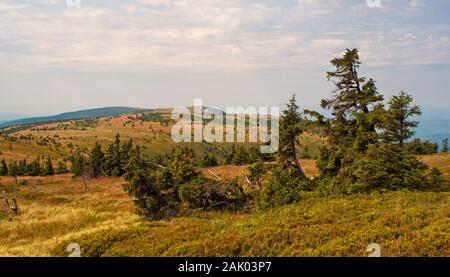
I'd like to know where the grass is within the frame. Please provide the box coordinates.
[0,116,449,257]
[0,153,448,257]
[50,191,450,257]
[0,175,139,256]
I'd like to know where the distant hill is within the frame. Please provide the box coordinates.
[0,107,143,129]
[415,107,450,146]
[0,114,32,123]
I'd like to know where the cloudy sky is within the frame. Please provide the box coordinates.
[0,0,449,115]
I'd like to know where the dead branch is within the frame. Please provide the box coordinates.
[241,170,257,189]
[81,174,89,192]
[2,190,19,214]
[208,169,222,180]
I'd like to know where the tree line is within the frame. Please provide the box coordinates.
[0,156,68,177]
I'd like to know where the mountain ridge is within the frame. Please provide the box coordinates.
[0,107,143,129]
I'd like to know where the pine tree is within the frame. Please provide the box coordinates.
[316,49,384,176]
[28,158,42,176]
[104,133,122,177]
[382,91,421,147]
[442,138,449,153]
[43,156,55,176]
[88,142,105,178]
[17,159,27,176]
[279,94,307,178]
[71,151,86,177]
[0,159,8,176]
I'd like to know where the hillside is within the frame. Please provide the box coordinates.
[0,153,448,256]
[0,107,143,129]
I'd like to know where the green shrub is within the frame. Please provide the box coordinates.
[257,167,314,210]
[317,144,444,194]
[179,176,247,210]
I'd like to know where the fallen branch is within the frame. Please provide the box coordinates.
[208,170,222,180]
[241,171,256,189]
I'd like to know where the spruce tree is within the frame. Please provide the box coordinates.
[0,159,8,176]
[382,91,421,147]
[279,94,306,178]
[43,156,55,176]
[104,133,122,177]
[88,142,105,178]
[317,49,384,176]
[71,151,86,177]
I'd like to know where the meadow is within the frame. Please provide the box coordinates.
[1,153,448,257]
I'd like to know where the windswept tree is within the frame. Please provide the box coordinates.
[279,94,307,179]
[325,49,384,149]
[382,91,421,147]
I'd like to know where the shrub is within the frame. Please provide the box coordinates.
[257,167,314,210]
[178,176,247,210]
[317,144,444,194]
[124,147,248,220]
[200,153,218,167]
[404,139,438,155]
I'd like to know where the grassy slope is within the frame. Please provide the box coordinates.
[0,114,283,164]
[0,154,449,257]
[52,191,450,257]
[0,115,448,257]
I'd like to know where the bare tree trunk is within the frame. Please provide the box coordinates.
[290,136,307,179]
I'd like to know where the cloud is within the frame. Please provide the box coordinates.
[0,0,448,73]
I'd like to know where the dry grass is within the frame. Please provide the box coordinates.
[0,176,139,256]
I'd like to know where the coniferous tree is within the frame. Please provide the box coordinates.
[279,94,307,178]
[71,151,86,177]
[322,48,384,153]
[17,159,27,176]
[88,142,105,178]
[382,91,421,147]
[200,153,218,167]
[43,156,55,176]
[28,158,42,176]
[104,133,122,177]
[442,138,449,153]
[0,159,8,176]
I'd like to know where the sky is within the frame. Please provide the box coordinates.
[0,0,449,115]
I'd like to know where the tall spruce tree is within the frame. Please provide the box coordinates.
[382,91,421,147]
[88,142,105,178]
[317,49,384,176]
[71,151,86,177]
[104,133,122,177]
[279,94,307,178]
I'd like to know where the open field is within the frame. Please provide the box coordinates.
[1,153,449,257]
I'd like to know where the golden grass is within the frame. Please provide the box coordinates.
[0,176,139,257]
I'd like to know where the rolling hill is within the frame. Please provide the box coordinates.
[0,107,143,129]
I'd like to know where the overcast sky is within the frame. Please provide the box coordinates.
[0,0,449,115]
